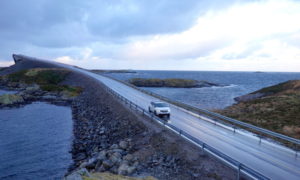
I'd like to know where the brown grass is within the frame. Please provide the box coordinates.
[219,80,300,140]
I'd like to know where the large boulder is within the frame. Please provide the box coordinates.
[119,140,129,150]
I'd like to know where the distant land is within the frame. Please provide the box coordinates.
[91,69,137,74]
[218,80,300,139]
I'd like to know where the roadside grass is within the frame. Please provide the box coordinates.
[219,80,300,140]
[252,80,300,95]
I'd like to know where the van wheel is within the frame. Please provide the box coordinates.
[148,107,151,113]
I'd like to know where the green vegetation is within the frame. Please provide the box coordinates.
[6,68,82,97]
[8,68,68,84]
[218,80,300,139]
[41,84,82,97]
[0,94,24,105]
[129,78,201,88]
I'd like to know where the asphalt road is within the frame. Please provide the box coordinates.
[16,55,300,180]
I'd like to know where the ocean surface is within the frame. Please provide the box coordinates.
[107,71,300,110]
[0,100,73,180]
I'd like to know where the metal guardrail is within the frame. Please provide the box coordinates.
[100,74,300,149]
[103,82,270,180]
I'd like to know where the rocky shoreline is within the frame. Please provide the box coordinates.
[0,84,72,109]
[0,60,235,180]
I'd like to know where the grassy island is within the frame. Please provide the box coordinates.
[129,78,218,88]
[218,80,300,139]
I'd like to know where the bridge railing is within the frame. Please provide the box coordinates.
[103,82,270,180]
[99,74,300,150]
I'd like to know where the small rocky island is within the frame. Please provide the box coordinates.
[129,78,219,88]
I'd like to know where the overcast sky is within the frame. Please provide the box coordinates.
[0,0,300,71]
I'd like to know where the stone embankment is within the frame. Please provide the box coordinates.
[0,58,235,180]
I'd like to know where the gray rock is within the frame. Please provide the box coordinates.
[112,148,124,154]
[123,154,134,162]
[118,162,130,175]
[110,166,118,174]
[64,168,90,180]
[120,160,130,166]
[63,173,82,180]
[76,168,91,176]
[19,93,35,100]
[92,146,99,153]
[25,84,40,91]
[99,127,106,134]
[95,161,105,172]
[75,153,86,161]
[127,166,136,175]
[165,155,174,162]
[110,144,119,149]
[119,140,128,150]
[19,83,28,89]
[110,152,122,164]
[79,161,88,168]
[117,161,136,175]
[102,160,113,169]
[96,150,107,161]
[42,95,57,100]
[133,161,139,167]
[84,157,97,169]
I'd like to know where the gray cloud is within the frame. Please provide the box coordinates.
[86,0,205,38]
[0,0,251,61]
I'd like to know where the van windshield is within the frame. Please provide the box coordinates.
[154,103,169,107]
